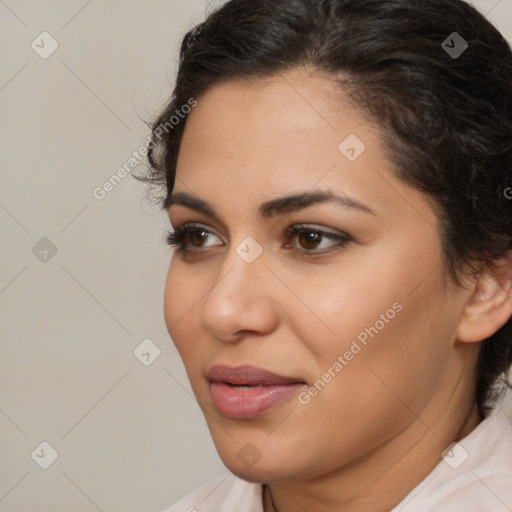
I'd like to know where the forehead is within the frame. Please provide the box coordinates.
[177,70,366,180]
[173,68,435,228]
[181,69,353,148]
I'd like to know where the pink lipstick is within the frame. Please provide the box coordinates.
[207,364,306,418]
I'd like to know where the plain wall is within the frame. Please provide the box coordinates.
[0,1,511,511]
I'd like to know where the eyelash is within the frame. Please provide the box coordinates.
[166,223,352,256]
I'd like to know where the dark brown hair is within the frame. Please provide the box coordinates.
[138,0,512,417]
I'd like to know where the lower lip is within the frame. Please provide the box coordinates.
[210,382,306,418]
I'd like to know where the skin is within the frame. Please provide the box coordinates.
[164,67,512,512]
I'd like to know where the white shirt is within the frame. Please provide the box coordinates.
[161,407,512,511]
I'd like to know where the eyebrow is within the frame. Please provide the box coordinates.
[165,189,376,220]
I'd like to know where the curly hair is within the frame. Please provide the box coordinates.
[137,0,512,417]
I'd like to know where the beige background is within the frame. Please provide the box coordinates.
[0,1,511,511]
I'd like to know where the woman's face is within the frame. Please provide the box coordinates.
[164,68,476,483]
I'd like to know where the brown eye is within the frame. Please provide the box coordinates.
[166,224,222,252]
[286,225,353,255]
[189,229,211,247]
[297,231,323,250]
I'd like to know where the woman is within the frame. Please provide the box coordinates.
[139,0,512,510]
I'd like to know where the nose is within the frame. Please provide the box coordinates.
[200,244,279,343]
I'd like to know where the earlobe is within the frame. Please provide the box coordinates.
[457,259,512,343]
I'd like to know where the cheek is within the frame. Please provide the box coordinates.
[274,258,406,366]
[163,261,200,357]
[316,274,449,416]
[280,285,446,475]
[163,261,213,402]
[281,242,451,410]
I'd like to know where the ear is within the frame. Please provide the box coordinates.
[457,252,512,343]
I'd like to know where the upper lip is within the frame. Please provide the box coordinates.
[206,364,305,386]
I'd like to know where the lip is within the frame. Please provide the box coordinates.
[207,364,306,418]
[206,364,304,386]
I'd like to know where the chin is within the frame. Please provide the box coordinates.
[229,467,270,484]
[216,446,306,484]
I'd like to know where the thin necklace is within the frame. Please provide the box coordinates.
[264,484,279,512]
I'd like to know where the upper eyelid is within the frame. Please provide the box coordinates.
[171,222,345,235]
[173,222,222,237]
[170,223,351,243]
[166,224,353,258]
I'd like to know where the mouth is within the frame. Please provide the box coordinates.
[206,364,307,419]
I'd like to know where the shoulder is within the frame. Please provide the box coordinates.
[158,472,264,512]
[394,408,512,512]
